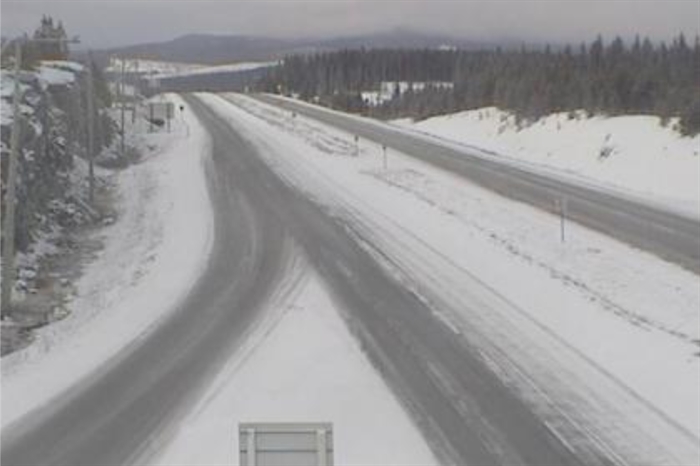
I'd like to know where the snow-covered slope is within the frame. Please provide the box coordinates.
[1,60,98,296]
[149,61,276,80]
[394,108,700,218]
[105,58,202,76]
[36,60,84,87]
[105,57,276,81]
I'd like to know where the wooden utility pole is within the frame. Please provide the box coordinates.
[1,41,23,316]
[132,59,138,123]
[120,57,125,158]
[86,51,95,203]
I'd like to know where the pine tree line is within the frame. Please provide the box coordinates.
[261,34,700,135]
[2,17,115,252]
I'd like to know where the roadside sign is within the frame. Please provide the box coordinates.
[147,102,174,132]
[239,422,334,466]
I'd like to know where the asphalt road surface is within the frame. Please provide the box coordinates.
[255,94,700,274]
[1,96,295,466]
[0,94,683,466]
[183,97,616,465]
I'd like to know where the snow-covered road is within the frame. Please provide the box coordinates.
[187,94,593,465]
[154,258,437,465]
[3,91,698,466]
[256,94,700,275]
[1,93,436,465]
[207,92,700,464]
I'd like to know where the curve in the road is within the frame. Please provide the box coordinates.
[3,92,661,466]
[1,99,295,466]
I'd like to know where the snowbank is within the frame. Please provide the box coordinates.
[106,58,202,76]
[35,60,85,88]
[40,60,84,74]
[394,108,700,217]
[105,57,276,81]
[1,94,214,428]
[0,73,34,126]
[36,65,75,87]
[361,81,453,106]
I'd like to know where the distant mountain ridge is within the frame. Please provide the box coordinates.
[91,29,501,65]
[104,34,292,64]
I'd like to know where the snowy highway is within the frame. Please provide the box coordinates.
[177,97,603,465]
[2,4,699,466]
[0,96,297,465]
[255,94,700,274]
[2,93,698,466]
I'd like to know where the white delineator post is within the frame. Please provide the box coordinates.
[556,198,568,243]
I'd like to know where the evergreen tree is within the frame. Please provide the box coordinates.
[32,16,69,60]
[261,34,700,134]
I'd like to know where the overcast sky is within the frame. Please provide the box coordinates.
[2,0,698,49]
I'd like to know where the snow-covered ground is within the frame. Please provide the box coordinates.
[40,60,84,74]
[361,81,453,106]
[1,91,439,465]
[1,60,89,301]
[1,94,214,427]
[1,60,84,126]
[105,57,276,81]
[4,89,697,463]
[105,58,203,76]
[202,93,700,464]
[148,61,276,81]
[36,60,84,87]
[153,259,437,466]
[393,108,700,218]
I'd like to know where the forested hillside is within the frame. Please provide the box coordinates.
[1,18,114,261]
[262,34,700,135]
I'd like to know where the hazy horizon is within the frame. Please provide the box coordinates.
[2,0,698,50]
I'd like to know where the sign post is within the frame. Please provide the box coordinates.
[556,198,568,243]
